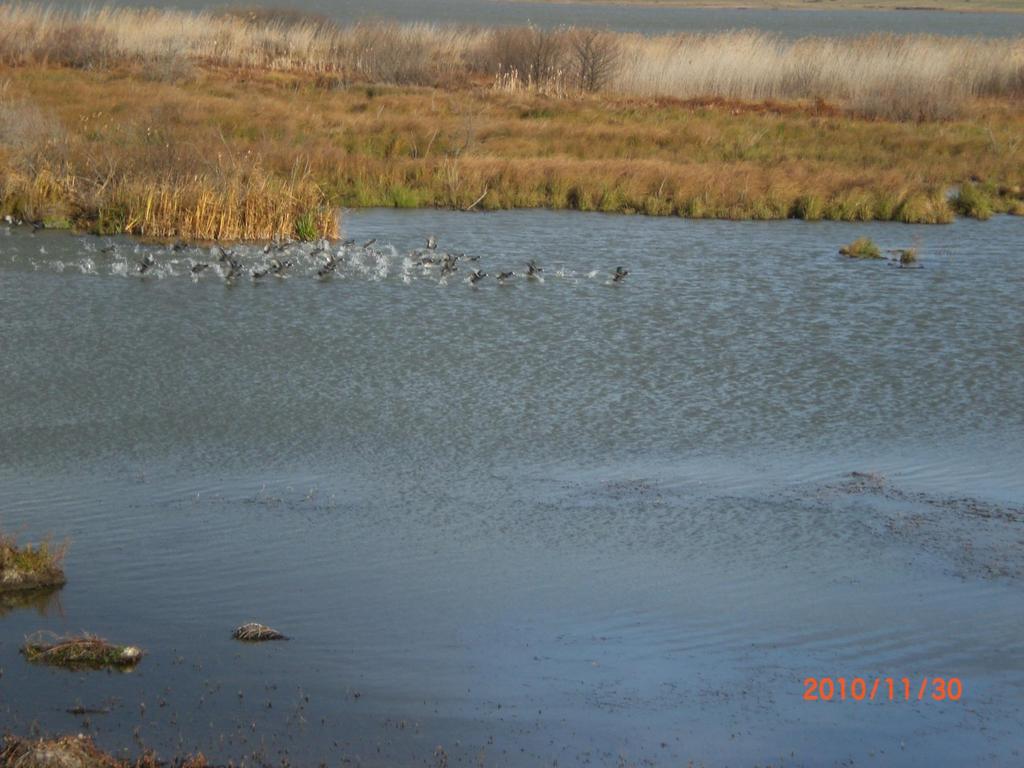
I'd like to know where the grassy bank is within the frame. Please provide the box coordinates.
[1,6,1023,234]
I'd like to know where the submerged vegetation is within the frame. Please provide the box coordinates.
[0,5,1022,230]
[21,633,144,670]
[0,532,66,593]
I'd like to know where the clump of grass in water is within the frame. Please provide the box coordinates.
[233,622,288,642]
[839,236,882,259]
[894,247,919,267]
[2,734,209,768]
[0,532,67,593]
[21,632,143,670]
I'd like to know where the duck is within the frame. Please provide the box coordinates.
[362,238,377,249]
[137,254,155,274]
[171,239,188,252]
[496,271,515,283]
[469,269,487,285]
[425,235,438,251]
[612,266,629,283]
[224,258,245,281]
[441,252,460,272]
[317,253,338,278]
[526,260,543,279]
[213,244,232,264]
[190,263,210,274]
[99,244,116,255]
[252,266,270,280]
[269,257,292,276]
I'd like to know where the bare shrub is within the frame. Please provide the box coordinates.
[484,26,570,86]
[570,28,620,92]
[42,24,117,70]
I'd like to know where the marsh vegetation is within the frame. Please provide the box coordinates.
[0,532,66,593]
[21,632,143,670]
[1,734,207,768]
[0,5,1022,235]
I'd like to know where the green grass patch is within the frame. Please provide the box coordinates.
[953,183,993,220]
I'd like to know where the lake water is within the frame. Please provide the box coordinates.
[1,210,1023,766]
[52,0,1024,37]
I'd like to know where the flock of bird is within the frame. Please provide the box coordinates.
[123,234,631,285]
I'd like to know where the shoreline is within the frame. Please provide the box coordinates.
[515,0,1024,14]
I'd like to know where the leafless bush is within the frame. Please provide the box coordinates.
[41,24,117,70]
[483,26,570,86]
[570,28,620,92]
[334,23,457,86]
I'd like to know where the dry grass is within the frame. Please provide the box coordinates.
[1,734,207,768]
[0,6,1022,227]
[3,64,1023,225]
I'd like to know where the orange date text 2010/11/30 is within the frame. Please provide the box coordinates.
[803,677,963,702]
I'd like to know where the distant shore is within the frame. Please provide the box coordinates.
[1,5,1021,239]
[520,0,1024,14]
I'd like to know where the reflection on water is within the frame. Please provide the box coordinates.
[51,0,1024,37]
[0,587,64,619]
[1,211,1022,766]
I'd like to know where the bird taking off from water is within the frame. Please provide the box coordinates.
[526,260,543,279]
[425,235,438,251]
[270,258,292,277]
[224,258,245,282]
[469,269,487,285]
[137,254,155,274]
[317,252,338,278]
[612,266,629,283]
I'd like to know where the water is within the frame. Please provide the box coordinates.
[53,0,1024,37]
[1,211,1023,766]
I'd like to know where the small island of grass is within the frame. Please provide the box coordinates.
[21,633,144,670]
[0,532,66,594]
